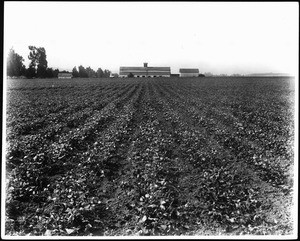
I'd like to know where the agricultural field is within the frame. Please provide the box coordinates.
[4,76,295,236]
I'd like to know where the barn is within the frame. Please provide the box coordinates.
[119,63,171,77]
[179,68,199,77]
[58,73,73,79]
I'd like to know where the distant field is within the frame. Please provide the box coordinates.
[5,77,295,236]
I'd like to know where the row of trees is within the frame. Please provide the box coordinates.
[72,66,111,78]
[6,47,111,79]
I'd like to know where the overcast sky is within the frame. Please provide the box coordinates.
[4,2,299,75]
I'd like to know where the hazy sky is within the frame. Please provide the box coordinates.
[4,2,299,75]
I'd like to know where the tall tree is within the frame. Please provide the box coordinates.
[6,48,26,77]
[72,66,79,78]
[28,46,48,78]
[36,47,48,78]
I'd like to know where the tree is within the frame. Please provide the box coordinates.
[78,65,88,78]
[72,67,79,78]
[20,65,27,77]
[36,47,48,78]
[6,48,26,77]
[25,66,36,78]
[103,69,111,78]
[28,46,48,78]
[96,68,104,78]
[46,68,54,78]
[86,66,96,78]
[53,69,59,78]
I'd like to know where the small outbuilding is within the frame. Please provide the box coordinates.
[110,73,119,78]
[58,73,73,79]
[179,68,199,77]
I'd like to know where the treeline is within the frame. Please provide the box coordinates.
[6,46,111,79]
[72,66,111,78]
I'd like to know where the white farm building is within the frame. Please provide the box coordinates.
[119,63,171,77]
[179,68,199,77]
[58,73,73,79]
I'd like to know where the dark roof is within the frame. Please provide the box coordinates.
[119,72,170,76]
[179,68,199,73]
[120,67,170,72]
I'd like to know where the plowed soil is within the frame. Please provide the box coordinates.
[4,77,295,236]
